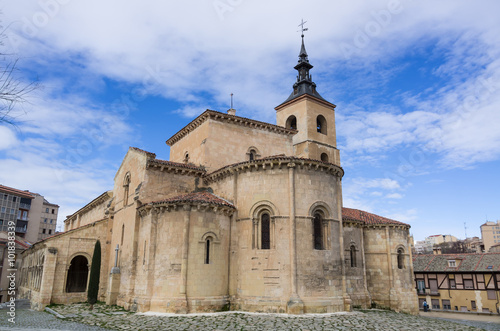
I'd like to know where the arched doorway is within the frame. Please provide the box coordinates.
[66,255,89,292]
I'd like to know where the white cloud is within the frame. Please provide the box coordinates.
[1,0,500,233]
[386,193,403,199]
[0,126,18,150]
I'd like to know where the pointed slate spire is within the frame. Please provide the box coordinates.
[298,34,309,63]
[277,25,328,106]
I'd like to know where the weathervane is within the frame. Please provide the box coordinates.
[298,19,308,37]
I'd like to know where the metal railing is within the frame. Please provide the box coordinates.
[15,227,27,233]
[19,203,31,210]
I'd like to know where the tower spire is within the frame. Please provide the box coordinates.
[277,20,328,106]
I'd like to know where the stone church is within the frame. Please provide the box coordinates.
[19,35,418,314]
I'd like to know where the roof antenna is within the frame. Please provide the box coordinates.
[227,93,236,116]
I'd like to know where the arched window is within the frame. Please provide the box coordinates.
[66,255,89,292]
[316,115,327,134]
[350,245,357,267]
[184,152,189,163]
[205,237,211,264]
[123,173,131,206]
[313,213,324,250]
[261,213,270,250]
[249,149,256,161]
[397,248,404,269]
[286,115,297,130]
[320,153,329,162]
[247,147,260,161]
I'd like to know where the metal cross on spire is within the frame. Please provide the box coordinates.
[298,19,308,37]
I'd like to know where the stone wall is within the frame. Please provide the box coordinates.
[211,159,345,313]
[19,219,110,310]
[170,118,294,172]
[343,223,371,308]
[363,225,418,314]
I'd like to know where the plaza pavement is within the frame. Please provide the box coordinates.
[1,302,499,330]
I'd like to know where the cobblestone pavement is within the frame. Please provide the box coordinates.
[1,303,498,331]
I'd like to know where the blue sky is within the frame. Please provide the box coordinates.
[1,1,499,241]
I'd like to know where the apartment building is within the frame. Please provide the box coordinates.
[413,253,500,314]
[0,184,59,243]
[481,221,500,252]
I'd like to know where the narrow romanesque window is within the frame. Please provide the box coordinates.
[184,152,189,163]
[261,213,270,249]
[350,245,356,267]
[316,115,327,134]
[321,153,329,162]
[249,149,256,161]
[205,238,211,264]
[313,213,323,250]
[121,224,125,247]
[286,115,297,130]
[65,255,89,292]
[397,248,404,269]
[123,173,130,206]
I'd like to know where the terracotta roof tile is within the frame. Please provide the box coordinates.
[413,253,500,272]
[0,184,34,199]
[342,207,409,227]
[149,191,234,208]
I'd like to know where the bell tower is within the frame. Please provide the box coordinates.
[275,27,340,166]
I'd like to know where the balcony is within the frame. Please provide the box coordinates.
[15,227,27,233]
[19,203,31,210]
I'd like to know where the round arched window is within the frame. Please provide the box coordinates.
[316,115,327,134]
[286,116,297,130]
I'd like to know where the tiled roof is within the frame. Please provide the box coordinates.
[149,191,235,209]
[130,147,156,158]
[413,253,500,272]
[342,207,409,227]
[0,231,32,249]
[0,184,34,199]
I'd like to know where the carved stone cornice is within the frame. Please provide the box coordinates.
[138,201,235,217]
[147,159,206,176]
[166,110,296,146]
[64,191,113,224]
[204,156,344,185]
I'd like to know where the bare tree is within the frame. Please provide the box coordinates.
[0,23,38,126]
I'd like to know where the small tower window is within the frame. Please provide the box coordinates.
[320,153,329,162]
[286,115,297,130]
[261,213,271,250]
[316,115,327,134]
[350,245,357,267]
[184,152,189,163]
[313,213,324,250]
[397,248,404,269]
